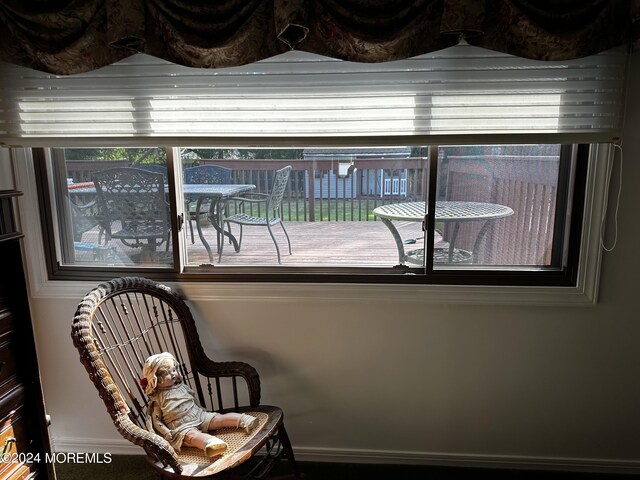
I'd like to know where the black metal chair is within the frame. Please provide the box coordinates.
[136,164,168,181]
[69,198,104,243]
[224,166,292,264]
[92,167,170,252]
[184,165,232,185]
[184,165,233,246]
[71,276,302,479]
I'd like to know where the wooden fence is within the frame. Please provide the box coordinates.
[442,156,560,265]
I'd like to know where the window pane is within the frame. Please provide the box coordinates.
[55,148,173,267]
[433,144,566,268]
[46,144,574,274]
[178,147,429,267]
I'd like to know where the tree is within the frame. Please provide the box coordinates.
[64,147,166,164]
[181,148,303,162]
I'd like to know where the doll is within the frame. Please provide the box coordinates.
[142,352,258,457]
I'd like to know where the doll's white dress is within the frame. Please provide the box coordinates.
[149,383,216,451]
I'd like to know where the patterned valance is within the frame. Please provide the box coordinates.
[1,0,639,74]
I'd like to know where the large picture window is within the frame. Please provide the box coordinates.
[36,142,585,286]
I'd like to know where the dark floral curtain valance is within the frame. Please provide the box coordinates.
[1,0,639,74]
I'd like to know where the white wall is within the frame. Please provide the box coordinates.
[23,51,640,471]
[0,149,15,189]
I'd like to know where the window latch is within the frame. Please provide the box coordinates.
[177,213,184,231]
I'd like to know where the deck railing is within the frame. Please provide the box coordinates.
[66,158,428,222]
[66,156,560,266]
[199,158,427,222]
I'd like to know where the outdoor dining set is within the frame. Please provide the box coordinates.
[68,164,293,264]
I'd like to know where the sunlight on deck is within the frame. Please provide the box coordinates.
[71,221,427,268]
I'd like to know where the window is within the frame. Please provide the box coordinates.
[34,141,587,287]
[51,147,172,267]
[3,44,624,294]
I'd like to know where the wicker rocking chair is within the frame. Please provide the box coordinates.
[71,277,301,479]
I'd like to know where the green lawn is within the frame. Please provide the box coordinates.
[227,198,394,222]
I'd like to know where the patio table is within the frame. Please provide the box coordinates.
[68,183,255,262]
[373,201,514,265]
[186,184,255,262]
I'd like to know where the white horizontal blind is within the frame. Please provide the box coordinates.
[0,44,627,146]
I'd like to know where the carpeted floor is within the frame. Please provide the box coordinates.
[53,456,640,480]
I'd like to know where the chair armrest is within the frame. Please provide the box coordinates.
[114,409,182,473]
[231,193,269,203]
[70,198,101,220]
[195,359,262,407]
[70,197,98,210]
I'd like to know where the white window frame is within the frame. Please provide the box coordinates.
[11,142,612,306]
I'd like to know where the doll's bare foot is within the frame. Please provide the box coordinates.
[238,414,258,434]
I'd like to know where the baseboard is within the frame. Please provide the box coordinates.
[294,447,640,474]
[53,437,142,456]
[52,437,640,475]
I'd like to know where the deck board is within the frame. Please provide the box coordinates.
[186,220,426,266]
[73,221,431,267]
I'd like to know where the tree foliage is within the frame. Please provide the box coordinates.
[181,148,303,163]
[64,148,166,164]
[64,147,302,166]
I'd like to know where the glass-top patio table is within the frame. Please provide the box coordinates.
[373,201,514,265]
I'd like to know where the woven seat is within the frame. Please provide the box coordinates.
[71,277,301,479]
[223,214,282,227]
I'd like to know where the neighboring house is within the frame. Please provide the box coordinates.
[303,147,412,199]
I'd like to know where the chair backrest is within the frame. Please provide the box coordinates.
[266,165,292,216]
[92,168,168,237]
[71,277,258,436]
[184,165,232,184]
[135,164,168,181]
[184,165,233,204]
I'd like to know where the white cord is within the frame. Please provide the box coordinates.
[600,143,623,252]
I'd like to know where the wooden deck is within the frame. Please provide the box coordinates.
[73,221,427,267]
[186,220,426,266]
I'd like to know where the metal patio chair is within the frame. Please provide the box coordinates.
[136,164,168,181]
[223,166,292,264]
[71,276,302,479]
[70,198,104,243]
[92,167,170,252]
